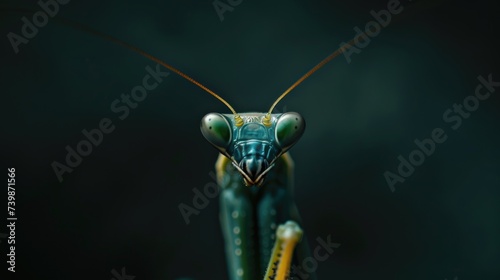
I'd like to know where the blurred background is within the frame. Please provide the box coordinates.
[1,0,499,279]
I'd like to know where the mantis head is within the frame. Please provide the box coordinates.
[200,112,305,186]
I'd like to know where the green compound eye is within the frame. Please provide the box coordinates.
[275,112,305,149]
[200,113,232,150]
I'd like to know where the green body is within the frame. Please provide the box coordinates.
[201,112,316,279]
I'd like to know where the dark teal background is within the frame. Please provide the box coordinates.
[1,0,499,279]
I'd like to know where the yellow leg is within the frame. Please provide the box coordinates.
[215,153,231,186]
[264,220,303,280]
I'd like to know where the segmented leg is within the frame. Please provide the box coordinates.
[217,153,316,280]
[264,221,303,280]
[257,153,317,280]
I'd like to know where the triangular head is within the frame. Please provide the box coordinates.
[201,112,305,186]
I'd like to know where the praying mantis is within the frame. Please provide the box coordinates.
[4,2,492,279]
[138,33,353,279]
[2,5,366,280]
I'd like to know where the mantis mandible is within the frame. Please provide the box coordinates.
[5,9,361,279]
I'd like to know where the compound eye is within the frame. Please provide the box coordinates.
[275,112,305,149]
[200,113,232,150]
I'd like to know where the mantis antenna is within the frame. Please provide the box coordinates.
[47,12,362,129]
[262,32,368,126]
[2,8,245,127]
